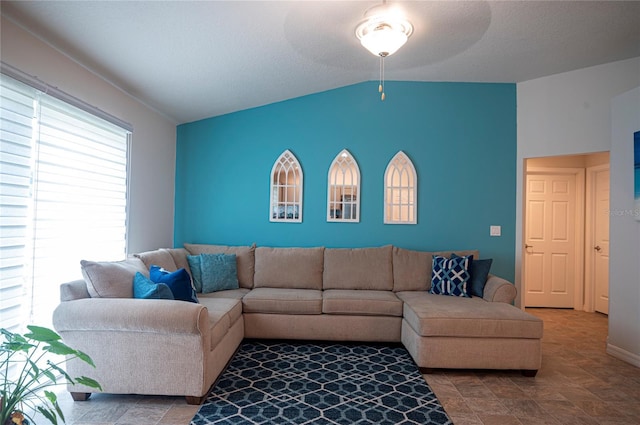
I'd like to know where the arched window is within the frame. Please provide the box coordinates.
[270,150,303,223]
[327,149,360,222]
[384,151,417,224]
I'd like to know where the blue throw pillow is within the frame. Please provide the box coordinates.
[186,255,203,293]
[132,272,174,300]
[149,265,198,303]
[452,254,493,297]
[200,253,239,293]
[429,255,471,297]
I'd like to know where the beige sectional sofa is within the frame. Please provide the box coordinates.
[53,244,543,405]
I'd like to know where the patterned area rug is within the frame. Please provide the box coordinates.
[191,341,452,425]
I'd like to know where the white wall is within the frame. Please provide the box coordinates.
[608,87,640,366]
[1,16,177,253]
[516,57,640,305]
[517,57,640,366]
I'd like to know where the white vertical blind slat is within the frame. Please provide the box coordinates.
[0,77,35,333]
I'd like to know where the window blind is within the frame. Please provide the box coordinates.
[0,77,35,333]
[0,73,130,331]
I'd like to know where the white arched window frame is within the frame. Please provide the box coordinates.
[327,149,361,223]
[384,151,417,224]
[270,149,303,223]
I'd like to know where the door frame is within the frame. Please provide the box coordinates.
[584,163,610,313]
[523,166,586,310]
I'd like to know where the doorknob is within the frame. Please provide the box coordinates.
[594,245,601,251]
[525,244,533,249]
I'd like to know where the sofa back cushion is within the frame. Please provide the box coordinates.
[392,248,481,292]
[165,248,192,274]
[134,249,178,271]
[184,243,256,289]
[431,249,479,260]
[80,257,148,298]
[323,245,393,291]
[392,247,432,292]
[254,247,324,290]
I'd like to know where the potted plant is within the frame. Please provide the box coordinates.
[1,325,101,425]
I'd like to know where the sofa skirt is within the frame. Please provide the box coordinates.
[244,313,402,342]
[401,319,542,371]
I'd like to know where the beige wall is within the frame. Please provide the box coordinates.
[1,16,177,254]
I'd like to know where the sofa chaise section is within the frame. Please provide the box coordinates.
[398,286,543,375]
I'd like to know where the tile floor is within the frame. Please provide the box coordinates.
[425,308,640,425]
[45,308,640,424]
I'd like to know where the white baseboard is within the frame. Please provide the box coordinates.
[607,343,640,368]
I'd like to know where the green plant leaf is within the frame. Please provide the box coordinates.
[44,390,57,404]
[44,390,65,422]
[42,368,58,383]
[43,340,77,356]
[76,350,96,367]
[48,361,73,383]
[3,340,35,352]
[76,376,102,390]
[37,405,58,425]
[25,325,61,342]
[54,400,65,423]
[1,327,13,339]
[28,358,40,375]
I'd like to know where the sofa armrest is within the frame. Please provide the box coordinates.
[60,280,91,301]
[53,298,209,335]
[482,274,517,304]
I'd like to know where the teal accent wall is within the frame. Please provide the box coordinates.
[175,81,517,281]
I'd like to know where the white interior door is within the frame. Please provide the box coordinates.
[592,168,610,314]
[524,172,577,308]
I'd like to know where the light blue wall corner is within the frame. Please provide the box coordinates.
[175,81,517,281]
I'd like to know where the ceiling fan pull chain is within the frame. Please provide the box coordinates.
[379,55,386,101]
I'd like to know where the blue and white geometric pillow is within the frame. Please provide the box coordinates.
[429,255,472,297]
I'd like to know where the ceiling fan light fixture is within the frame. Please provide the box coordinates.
[355,3,413,57]
[355,2,413,100]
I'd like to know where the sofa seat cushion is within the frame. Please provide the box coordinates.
[322,290,403,317]
[397,291,543,339]
[254,247,324,290]
[198,288,250,300]
[198,298,243,349]
[242,288,322,315]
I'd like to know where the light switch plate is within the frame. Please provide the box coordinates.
[490,225,501,236]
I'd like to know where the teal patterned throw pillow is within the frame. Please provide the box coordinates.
[186,254,203,292]
[429,255,472,297]
[200,253,239,293]
[132,272,174,300]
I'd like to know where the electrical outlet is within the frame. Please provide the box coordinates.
[490,225,501,237]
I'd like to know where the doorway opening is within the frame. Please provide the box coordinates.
[522,152,610,314]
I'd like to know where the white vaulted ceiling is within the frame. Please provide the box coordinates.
[2,1,639,124]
